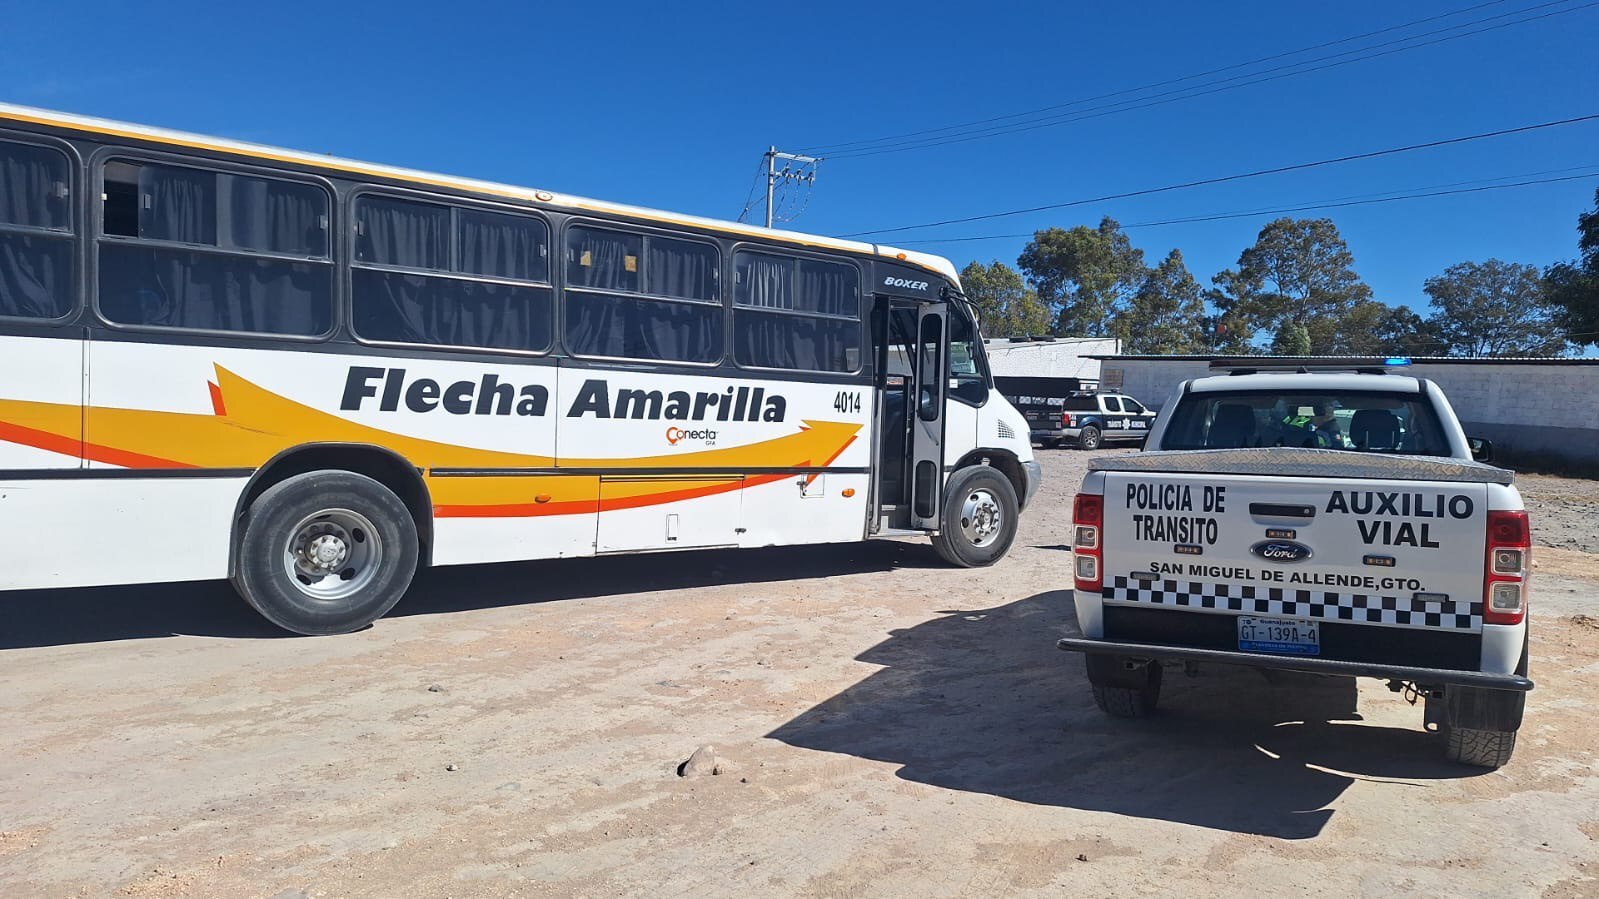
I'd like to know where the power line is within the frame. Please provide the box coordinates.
[841,112,1599,238]
[800,0,1517,156]
[819,0,1597,160]
[734,155,769,224]
[896,166,1599,244]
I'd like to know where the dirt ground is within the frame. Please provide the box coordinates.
[2,450,1598,899]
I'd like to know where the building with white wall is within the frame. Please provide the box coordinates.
[985,337,1120,380]
[1094,355,1599,467]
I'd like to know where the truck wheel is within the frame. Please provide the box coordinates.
[931,465,1019,568]
[1086,655,1162,718]
[1077,426,1102,450]
[1439,684,1525,769]
[1444,726,1517,768]
[232,471,419,636]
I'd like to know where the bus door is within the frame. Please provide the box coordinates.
[908,302,947,529]
[872,298,945,530]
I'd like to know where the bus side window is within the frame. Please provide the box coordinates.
[562,225,722,364]
[0,139,75,321]
[97,159,333,337]
[350,195,553,353]
[732,250,861,373]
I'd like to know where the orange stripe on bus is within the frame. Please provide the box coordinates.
[0,419,192,469]
[433,471,795,519]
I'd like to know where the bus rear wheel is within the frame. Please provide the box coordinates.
[931,465,1019,567]
[233,471,419,635]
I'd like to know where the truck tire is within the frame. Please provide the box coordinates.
[931,465,1019,568]
[233,471,419,636]
[1077,426,1102,451]
[1438,683,1525,769]
[1444,726,1517,769]
[1086,655,1162,718]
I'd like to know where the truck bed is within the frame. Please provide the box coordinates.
[1089,448,1514,485]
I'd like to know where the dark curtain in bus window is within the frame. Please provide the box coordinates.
[229,177,328,257]
[355,197,447,270]
[459,209,547,282]
[566,228,641,292]
[647,237,717,301]
[137,165,216,245]
[565,294,720,363]
[98,243,332,335]
[0,232,72,319]
[797,259,858,317]
[735,253,792,309]
[734,309,860,372]
[0,142,70,230]
[353,269,552,351]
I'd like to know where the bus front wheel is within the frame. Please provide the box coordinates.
[233,471,419,635]
[931,466,1019,567]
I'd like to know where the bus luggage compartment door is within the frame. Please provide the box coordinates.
[596,474,744,552]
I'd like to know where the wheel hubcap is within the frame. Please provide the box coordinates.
[959,488,1004,547]
[283,508,383,601]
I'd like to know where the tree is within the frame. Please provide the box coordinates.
[1209,217,1374,353]
[1271,322,1311,355]
[1423,259,1568,357]
[959,260,1051,337]
[1547,186,1599,348]
[1018,218,1147,337]
[1111,249,1210,354]
[1372,305,1449,356]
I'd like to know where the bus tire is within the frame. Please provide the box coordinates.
[931,465,1019,568]
[232,471,419,636]
[1077,426,1102,450]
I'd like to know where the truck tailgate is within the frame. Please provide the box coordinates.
[1098,472,1488,665]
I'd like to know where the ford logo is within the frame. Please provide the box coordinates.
[1250,540,1314,563]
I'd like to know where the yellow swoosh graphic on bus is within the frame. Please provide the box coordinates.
[0,365,860,517]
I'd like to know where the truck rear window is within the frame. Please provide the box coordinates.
[1062,396,1099,411]
[1160,389,1450,455]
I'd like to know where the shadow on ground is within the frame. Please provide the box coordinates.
[768,590,1477,839]
[0,540,936,650]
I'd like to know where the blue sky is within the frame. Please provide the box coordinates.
[2,0,1596,323]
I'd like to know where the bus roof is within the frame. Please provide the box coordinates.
[0,101,959,283]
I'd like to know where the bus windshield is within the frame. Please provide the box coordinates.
[1161,389,1451,455]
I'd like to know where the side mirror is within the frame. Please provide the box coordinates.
[917,387,937,421]
[1468,437,1493,463]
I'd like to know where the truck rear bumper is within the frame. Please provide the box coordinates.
[1057,636,1534,692]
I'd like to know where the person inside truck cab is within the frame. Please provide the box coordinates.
[1280,401,1349,449]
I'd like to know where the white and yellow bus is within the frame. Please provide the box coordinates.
[0,103,1040,634]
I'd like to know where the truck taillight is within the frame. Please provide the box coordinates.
[1483,509,1530,626]
[1073,493,1104,593]
[1063,413,1075,427]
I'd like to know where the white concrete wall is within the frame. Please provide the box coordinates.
[985,338,1120,380]
[1099,358,1599,465]
[1099,360,1208,410]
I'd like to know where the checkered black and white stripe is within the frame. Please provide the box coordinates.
[1101,576,1482,631]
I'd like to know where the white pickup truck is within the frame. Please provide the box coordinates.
[1058,362,1534,768]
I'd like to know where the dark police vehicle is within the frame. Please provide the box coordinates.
[995,377,1155,450]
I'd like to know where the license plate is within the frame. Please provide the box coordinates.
[1238,616,1320,656]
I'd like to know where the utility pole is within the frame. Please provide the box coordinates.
[763,146,818,228]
